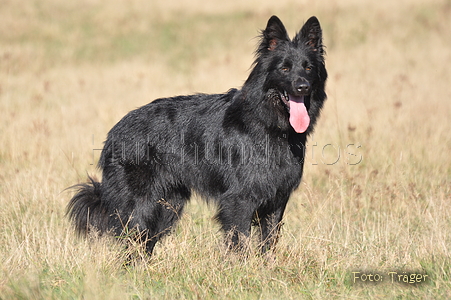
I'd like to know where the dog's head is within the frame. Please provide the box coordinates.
[255,16,327,134]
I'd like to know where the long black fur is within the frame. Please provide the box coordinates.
[67,15,327,255]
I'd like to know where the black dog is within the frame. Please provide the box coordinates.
[68,15,327,255]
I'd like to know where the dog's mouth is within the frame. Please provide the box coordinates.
[279,91,310,133]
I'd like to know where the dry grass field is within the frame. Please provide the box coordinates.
[1,0,450,298]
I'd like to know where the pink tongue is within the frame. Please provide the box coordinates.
[289,96,310,133]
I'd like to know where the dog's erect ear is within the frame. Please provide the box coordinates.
[297,16,323,53]
[260,15,289,51]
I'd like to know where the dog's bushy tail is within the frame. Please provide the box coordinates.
[67,176,108,235]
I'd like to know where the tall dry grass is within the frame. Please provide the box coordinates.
[1,0,450,298]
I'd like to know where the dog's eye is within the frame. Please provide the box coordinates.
[281,67,290,72]
[305,66,312,71]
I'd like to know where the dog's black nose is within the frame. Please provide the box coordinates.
[295,78,311,95]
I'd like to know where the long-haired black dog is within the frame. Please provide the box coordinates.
[68,15,327,255]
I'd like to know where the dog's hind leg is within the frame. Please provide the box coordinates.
[137,184,191,255]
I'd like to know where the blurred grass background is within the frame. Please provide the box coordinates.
[1,0,450,298]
